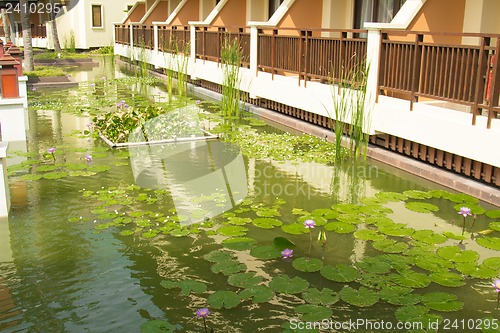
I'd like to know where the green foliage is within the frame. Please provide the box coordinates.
[220,38,243,118]
[25,66,72,77]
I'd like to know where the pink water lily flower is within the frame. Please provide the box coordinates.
[196,308,210,318]
[493,279,500,292]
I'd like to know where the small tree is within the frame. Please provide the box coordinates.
[20,0,34,71]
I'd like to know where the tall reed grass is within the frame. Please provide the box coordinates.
[220,37,243,118]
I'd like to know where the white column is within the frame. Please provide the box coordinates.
[249,25,259,99]
[153,24,159,53]
[189,24,197,79]
[364,28,381,135]
[0,142,10,217]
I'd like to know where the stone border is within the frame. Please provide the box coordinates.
[28,75,78,89]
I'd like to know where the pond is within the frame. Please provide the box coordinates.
[1,57,500,333]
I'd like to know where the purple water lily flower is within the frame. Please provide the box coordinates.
[281,248,293,259]
[85,154,92,162]
[458,207,472,217]
[89,83,95,87]
[123,103,129,108]
[196,308,210,318]
[31,87,37,91]
[196,100,201,105]
[304,219,316,229]
[493,279,500,293]
[48,148,55,154]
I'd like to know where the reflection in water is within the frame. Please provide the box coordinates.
[130,139,247,225]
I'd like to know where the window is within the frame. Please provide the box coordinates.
[269,0,284,19]
[354,0,406,28]
[91,5,103,28]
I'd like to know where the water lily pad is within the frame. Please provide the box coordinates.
[252,218,282,229]
[339,286,379,307]
[66,163,88,170]
[142,230,159,238]
[292,208,308,215]
[395,305,443,324]
[36,165,60,172]
[87,165,111,173]
[292,257,324,272]
[207,290,240,309]
[355,257,392,274]
[333,203,360,214]
[211,260,246,275]
[403,190,432,199]
[222,237,257,250]
[250,245,281,260]
[353,229,386,241]
[405,202,439,213]
[415,255,453,273]
[454,262,498,279]
[160,279,207,296]
[421,292,463,312]
[203,250,235,263]
[430,272,465,287]
[69,170,97,177]
[281,223,308,235]
[273,237,296,251]
[375,191,408,202]
[379,286,421,306]
[391,272,431,288]
[411,230,447,244]
[255,208,280,217]
[226,217,252,225]
[489,222,500,232]
[378,223,415,237]
[476,236,500,250]
[324,222,355,234]
[437,246,479,263]
[482,257,500,270]
[486,210,500,219]
[120,230,134,236]
[269,275,309,294]
[302,288,339,305]
[228,272,263,288]
[380,254,414,271]
[42,171,69,179]
[140,320,180,333]
[311,208,337,219]
[448,193,478,205]
[216,225,248,237]
[372,239,408,253]
[358,272,394,290]
[239,285,274,303]
[320,264,360,282]
[295,304,333,322]
[443,231,468,241]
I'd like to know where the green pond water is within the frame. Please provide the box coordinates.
[1,58,500,333]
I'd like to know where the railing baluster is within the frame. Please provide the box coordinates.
[487,38,500,128]
[472,37,489,125]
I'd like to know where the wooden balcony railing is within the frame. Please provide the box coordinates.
[158,25,190,53]
[133,25,154,50]
[258,28,367,85]
[379,31,500,128]
[31,24,46,38]
[115,25,130,45]
[0,27,4,37]
[195,27,250,67]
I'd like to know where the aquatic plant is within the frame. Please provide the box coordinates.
[281,248,293,259]
[85,154,92,162]
[494,279,500,305]
[328,56,370,160]
[196,308,211,333]
[220,38,243,118]
[458,206,473,235]
[48,147,56,161]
